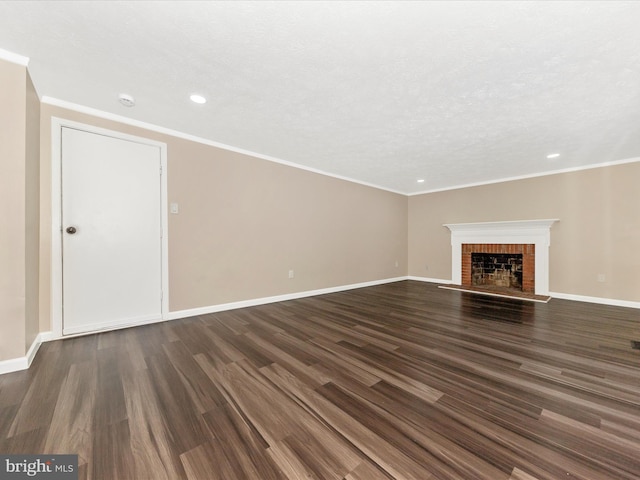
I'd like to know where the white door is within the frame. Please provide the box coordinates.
[61,127,163,335]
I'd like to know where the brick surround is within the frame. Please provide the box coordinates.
[462,243,535,293]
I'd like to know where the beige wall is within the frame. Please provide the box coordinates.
[167,136,408,310]
[408,161,640,302]
[25,72,40,350]
[38,104,408,328]
[0,59,27,361]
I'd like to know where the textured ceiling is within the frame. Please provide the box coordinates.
[1,1,640,194]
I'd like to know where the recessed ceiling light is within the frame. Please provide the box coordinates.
[546,153,560,159]
[417,179,425,183]
[118,93,135,107]
[190,94,207,104]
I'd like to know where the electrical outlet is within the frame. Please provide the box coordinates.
[395,260,399,268]
[288,270,294,279]
[597,273,606,282]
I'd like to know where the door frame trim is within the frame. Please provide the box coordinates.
[51,117,169,337]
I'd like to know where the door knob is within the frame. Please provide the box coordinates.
[66,226,77,234]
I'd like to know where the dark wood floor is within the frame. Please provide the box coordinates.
[1,281,639,479]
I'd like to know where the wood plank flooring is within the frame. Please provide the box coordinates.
[1,281,639,479]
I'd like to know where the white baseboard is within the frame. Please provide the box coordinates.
[0,331,53,375]
[0,356,27,376]
[165,276,409,321]
[407,276,452,284]
[0,277,407,375]
[549,292,640,309]
[3,279,636,376]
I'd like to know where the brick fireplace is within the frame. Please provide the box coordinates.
[461,243,535,293]
[444,219,558,296]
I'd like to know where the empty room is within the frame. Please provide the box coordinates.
[0,1,639,479]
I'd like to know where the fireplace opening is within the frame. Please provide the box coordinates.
[461,244,535,294]
[472,253,523,291]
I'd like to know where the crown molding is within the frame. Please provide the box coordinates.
[0,48,29,66]
[41,96,405,196]
[410,157,640,196]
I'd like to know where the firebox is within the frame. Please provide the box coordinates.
[461,243,535,293]
[472,253,523,290]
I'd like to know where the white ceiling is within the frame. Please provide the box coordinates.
[1,1,640,194]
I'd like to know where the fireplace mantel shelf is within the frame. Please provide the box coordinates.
[444,219,559,233]
[443,219,559,295]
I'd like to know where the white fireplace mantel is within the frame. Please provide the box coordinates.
[444,219,559,295]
